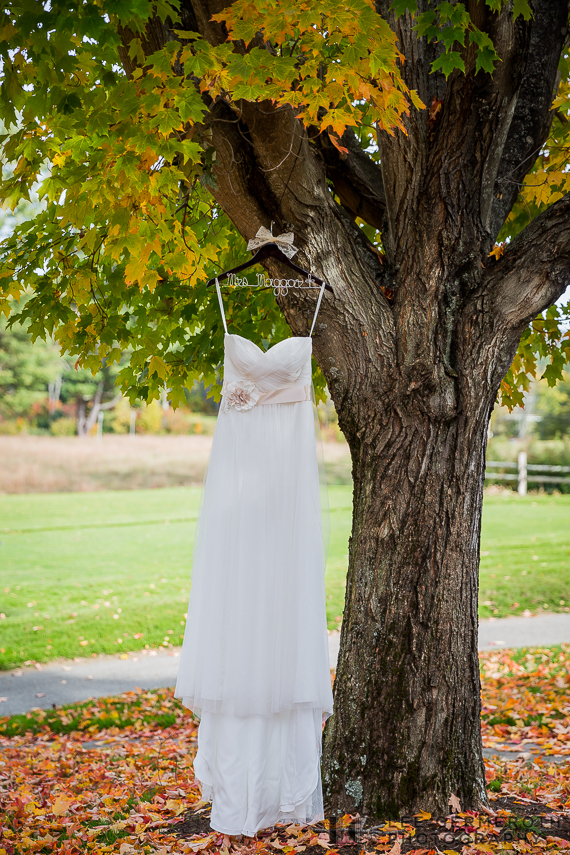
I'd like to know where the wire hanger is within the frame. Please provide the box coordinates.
[207,225,334,294]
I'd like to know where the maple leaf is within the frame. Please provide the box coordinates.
[448,792,462,812]
[387,837,402,854]
[414,809,431,821]
[164,798,186,815]
[2,0,557,417]
[148,355,169,380]
[329,135,349,155]
[488,243,504,260]
[52,794,74,815]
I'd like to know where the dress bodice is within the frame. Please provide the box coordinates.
[223,334,312,394]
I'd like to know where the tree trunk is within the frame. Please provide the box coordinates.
[322,329,493,815]
[76,395,87,436]
[119,0,570,818]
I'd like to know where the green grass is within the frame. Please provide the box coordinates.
[478,492,570,618]
[1,488,569,669]
[0,489,201,669]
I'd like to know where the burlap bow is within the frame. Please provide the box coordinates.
[246,226,298,259]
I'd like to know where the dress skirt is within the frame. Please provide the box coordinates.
[175,334,333,836]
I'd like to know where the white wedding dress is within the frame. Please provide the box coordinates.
[175,280,333,837]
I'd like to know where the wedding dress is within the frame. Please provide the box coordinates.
[175,280,333,837]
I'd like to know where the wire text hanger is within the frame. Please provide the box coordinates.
[207,226,334,295]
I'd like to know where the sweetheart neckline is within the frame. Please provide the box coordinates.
[225,333,311,355]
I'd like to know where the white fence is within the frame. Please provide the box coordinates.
[485,451,570,496]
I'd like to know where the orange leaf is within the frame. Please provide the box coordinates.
[52,794,73,816]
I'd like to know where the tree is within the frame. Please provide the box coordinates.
[0,312,121,434]
[536,370,570,438]
[0,315,61,420]
[1,0,570,817]
[59,360,122,436]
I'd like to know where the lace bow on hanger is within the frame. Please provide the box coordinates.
[246,226,298,259]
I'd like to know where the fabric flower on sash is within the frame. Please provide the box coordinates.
[221,380,260,414]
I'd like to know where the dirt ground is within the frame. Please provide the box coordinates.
[0,434,352,493]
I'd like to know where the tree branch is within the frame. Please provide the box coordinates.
[375,1,568,264]
[487,193,570,329]
[184,0,230,46]
[487,0,569,241]
[99,394,122,412]
[310,129,386,232]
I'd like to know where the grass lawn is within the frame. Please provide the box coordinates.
[1,487,569,669]
[478,492,570,618]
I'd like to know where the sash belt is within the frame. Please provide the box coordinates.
[257,384,312,406]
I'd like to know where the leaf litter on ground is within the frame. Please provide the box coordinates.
[1,646,570,853]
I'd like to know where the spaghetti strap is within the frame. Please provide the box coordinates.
[215,278,228,334]
[309,281,326,337]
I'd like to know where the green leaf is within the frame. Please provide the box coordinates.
[441,25,466,50]
[468,28,499,74]
[512,0,533,20]
[148,355,168,380]
[175,91,205,124]
[431,50,465,77]
[390,0,418,16]
[56,93,82,114]
[414,10,437,38]
[128,37,145,64]
[475,45,499,74]
[101,70,117,87]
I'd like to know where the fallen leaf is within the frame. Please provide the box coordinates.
[52,795,73,816]
[164,798,186,815]
[448,792,461,812]
[414,810,431,821]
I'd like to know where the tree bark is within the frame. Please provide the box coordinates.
[324,389,490,815]
[120,0,570,817]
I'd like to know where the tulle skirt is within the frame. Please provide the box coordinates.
[175,398,333,835]
[175,400,333,718]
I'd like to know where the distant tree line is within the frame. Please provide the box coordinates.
[0,318,218,436]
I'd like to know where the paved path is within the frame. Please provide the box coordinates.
[478,612,570,651]
[2,613,570,717]
[0,649,182,717]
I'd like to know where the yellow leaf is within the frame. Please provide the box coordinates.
[52,150,71,167]
[414,810,431,821]
[148,355,168,380]
[52,795,73,816]
[0,23,17,41]
[165,798,186,815]
[489,243,504,260]
[142,269,160,292]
